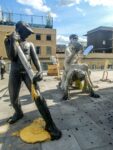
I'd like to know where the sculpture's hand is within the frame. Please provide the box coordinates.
[33,72,43,83]
[11,32,20,41]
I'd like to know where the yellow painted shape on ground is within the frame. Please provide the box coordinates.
[12,131,20,137]
[12,118,51,143]
[0,124,9,134]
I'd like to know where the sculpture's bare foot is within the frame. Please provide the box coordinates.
[45,125,62,140]
[62,94,70,100]
[90,92,100,98]
[7,112,24,124]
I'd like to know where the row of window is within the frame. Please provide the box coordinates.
[36,34,52,41]
[35,46,52,55]
[90,64,113,70]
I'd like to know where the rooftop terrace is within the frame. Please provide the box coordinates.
[0,11,53,28]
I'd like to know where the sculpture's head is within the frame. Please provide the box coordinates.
[71,69,85,81]
[16,21,34,40]
[69,34,83,53]
[69,34,78,42]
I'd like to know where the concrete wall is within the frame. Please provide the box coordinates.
[57,53,113,70]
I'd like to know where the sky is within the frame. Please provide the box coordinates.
[1,0,113,44]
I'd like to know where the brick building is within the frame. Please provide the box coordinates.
[0,11,56,70]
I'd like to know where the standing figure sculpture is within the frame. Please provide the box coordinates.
[4,21,61,140]
[60,34,100,100]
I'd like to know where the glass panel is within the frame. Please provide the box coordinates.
[46,35,51,41]
[36,46,41,54]
[36,34,41,40]
[46,46,51,55]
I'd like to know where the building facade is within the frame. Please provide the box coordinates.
[56,53,113,70]
[81,53,113,70]
[85,26,113,53]
[0,11,56,70]
[56,44,66,54]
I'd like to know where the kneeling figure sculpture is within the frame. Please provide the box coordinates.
[60,34,100,100]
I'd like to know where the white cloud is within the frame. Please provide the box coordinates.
[76,7,86,16]
[59,0,81,7]
[59,0,113,7]
[57,34,87,45]
[24,8,33,15]
[0,6,2,20]
[57,35,69,44]
[49,12,58,18]
[79,37,87,42]
[84,0,113,7]
[17,0,51,12]
[79,37,87,47]
[17,0,58,19]
[99,14,113,25]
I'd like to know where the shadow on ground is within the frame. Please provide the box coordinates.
[1,85,113,149]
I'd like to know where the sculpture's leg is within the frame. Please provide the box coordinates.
[84,75,100,98]
[7,71,23,124]
[102,71,105,80]
[87,71,98,88]
[23,73,62,140]
[34,95,62,140]
[60,70,67,90]
[62,76,70,100]
[62,90,69,100]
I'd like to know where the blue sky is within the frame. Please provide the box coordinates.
[1,0,113,44]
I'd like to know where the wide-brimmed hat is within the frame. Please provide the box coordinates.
[16,21,34,34]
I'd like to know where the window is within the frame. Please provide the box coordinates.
[46,46,52,55]
[100,65,104,70]
[36,46,41,54]
[36,34,41,40]
[108,64,113,69]
[92,64,96,70]
[46,34,51,41]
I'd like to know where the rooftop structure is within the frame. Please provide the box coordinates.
[56,44,66,53]
[85,26,113,53]
[85,26,113,36]
[0,10,53,28]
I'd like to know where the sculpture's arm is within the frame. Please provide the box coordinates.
[65,42,83,64]
[4,32,19,61]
